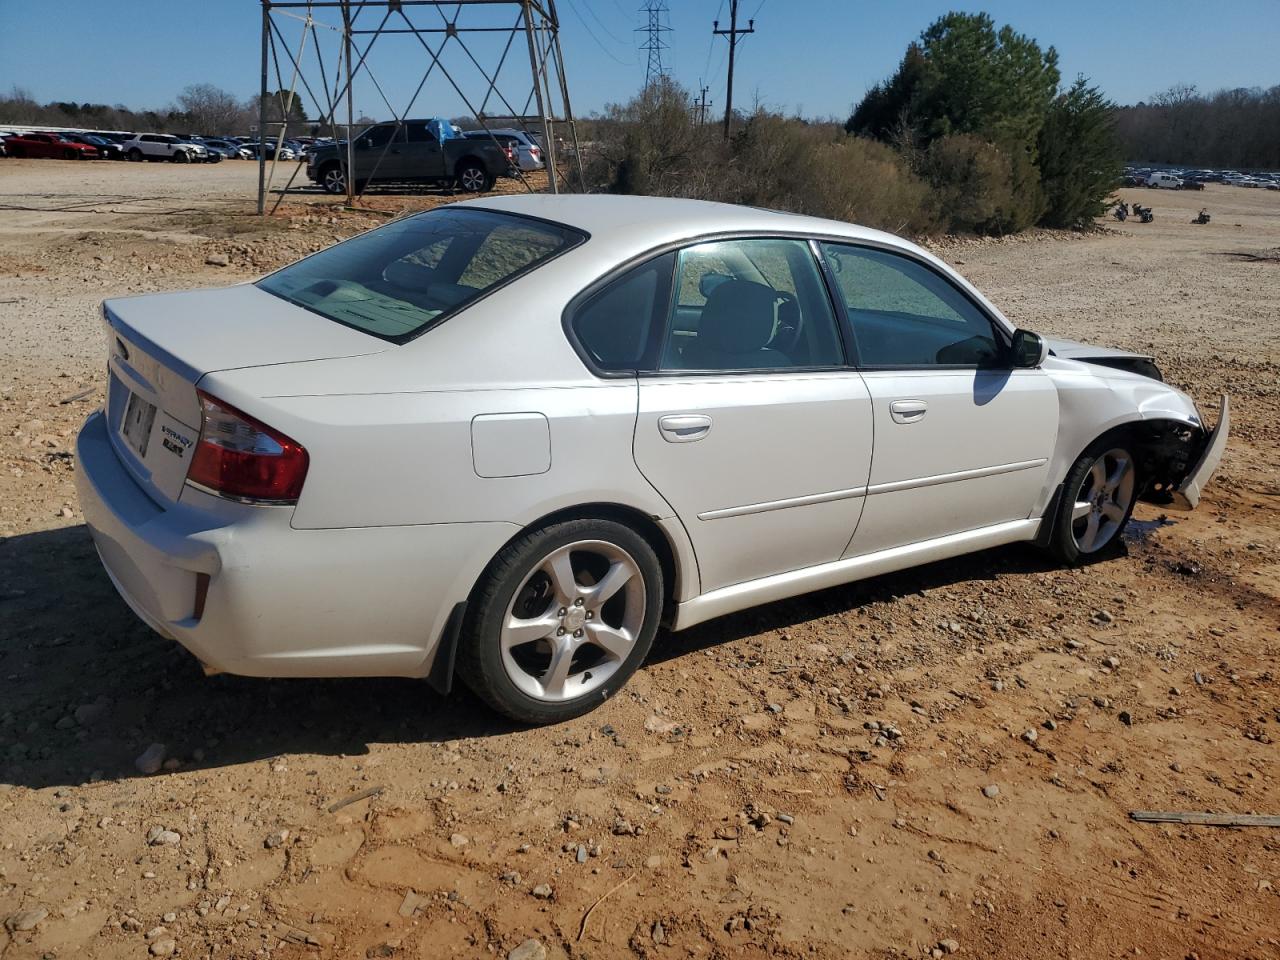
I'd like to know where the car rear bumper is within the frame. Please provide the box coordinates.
[1172,394,1229,510]
[76,409,516,678]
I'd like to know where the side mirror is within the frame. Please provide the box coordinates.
[1009,329,1048,368]
[356,138,370,151]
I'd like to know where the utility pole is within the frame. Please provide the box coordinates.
[694,84,712,125]
[713,0,754,139]
[638,0,672,88]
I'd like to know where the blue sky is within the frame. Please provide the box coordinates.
[1,0,1276,122]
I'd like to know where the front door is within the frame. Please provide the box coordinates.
[816,241,1059,557]
[633,238,874,592]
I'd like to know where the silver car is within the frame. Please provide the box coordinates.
[75,196,1227,724]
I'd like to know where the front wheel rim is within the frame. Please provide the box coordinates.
[1070,448,1136,554]
[323,168,344,193]
[500,540,646,703]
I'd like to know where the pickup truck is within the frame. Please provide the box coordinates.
[306,119,511,195]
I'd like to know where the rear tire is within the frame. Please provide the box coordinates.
[456,161,489,193]
[457,519,664,725]
[1045,434,1139,566]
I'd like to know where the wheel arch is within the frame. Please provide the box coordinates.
[453,153,489,178]
[481,502,696,618]
[1035,414,1204,546]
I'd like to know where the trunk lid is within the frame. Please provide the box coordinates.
[102,283,386,504]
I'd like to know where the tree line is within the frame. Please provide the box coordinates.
[1,84,318,137]
[1115,85,1280,170]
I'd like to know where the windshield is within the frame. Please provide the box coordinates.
[256,208,584,342]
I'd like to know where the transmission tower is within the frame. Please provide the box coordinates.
[638,0,672,86]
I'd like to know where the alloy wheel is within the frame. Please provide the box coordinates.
[500,540,646,703]
[322,167,345,194]
[1070,447,1136,553]
[459,166,486,192]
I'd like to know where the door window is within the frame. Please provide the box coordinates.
[362,125,396,148]
[405,123,438,144]
[660,238,843,371]
[570,253,674,371]
[819,243,1004,368]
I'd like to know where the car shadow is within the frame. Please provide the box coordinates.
[0,523,1120,790]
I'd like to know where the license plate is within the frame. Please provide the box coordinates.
[122,392,157,457]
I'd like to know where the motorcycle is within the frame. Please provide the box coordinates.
[1192,208,1211,224]
[1113,202,1128,222]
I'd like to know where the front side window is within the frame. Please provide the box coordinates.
[571,253,674,372]
[819,242,1004,368]
[257,208,584,341]
[660,238,843,371]
[361,125,397,148]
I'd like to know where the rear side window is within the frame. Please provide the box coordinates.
[256,208,584,342]
[571,253,674,371]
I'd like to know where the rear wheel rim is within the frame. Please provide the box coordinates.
[460,166,485,191]
[500,540,646,703]
[1070,448,1136,554]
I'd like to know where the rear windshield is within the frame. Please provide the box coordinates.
[256,208,584,341]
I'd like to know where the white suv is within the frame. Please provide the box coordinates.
[121,134,208,164]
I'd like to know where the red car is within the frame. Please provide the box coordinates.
[4,132,100,160]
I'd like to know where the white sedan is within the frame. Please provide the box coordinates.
[75,196,1228,724]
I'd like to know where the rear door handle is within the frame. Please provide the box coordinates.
[889,399,927,424]
[658,414,712,442]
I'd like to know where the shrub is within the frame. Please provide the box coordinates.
[724,114,938,234]
[922,133,1044,234]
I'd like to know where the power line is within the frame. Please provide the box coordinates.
[713,0,756,138]
[637,0,672,86]
[702,0,725,86]
[564,0,634,66]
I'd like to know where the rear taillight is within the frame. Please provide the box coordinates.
[186,391,308,503]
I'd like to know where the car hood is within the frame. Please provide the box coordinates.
[104,283,389,382]
[1043,336,1151,362]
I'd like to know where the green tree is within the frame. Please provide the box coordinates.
[1038,77,1123,228]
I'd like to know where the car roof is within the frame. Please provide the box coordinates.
[459,193,906,254]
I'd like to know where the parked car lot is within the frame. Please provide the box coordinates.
[2,130,101,159]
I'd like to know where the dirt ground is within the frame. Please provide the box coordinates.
[1,159,1278,960]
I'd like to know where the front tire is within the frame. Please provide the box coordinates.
[1046,436,1139,565]
[457,519,664,725]
[319,163,345,194]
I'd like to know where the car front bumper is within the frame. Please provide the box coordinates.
[75,410,516,679]
[1172,394,1229,510]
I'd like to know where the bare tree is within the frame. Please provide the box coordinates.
[176,84,248,135]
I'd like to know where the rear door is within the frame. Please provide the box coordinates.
[403,122,446,179]
[631,237,874,592]
[818,241,1059,557]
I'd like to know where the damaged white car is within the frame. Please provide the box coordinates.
[75,195,1228,724]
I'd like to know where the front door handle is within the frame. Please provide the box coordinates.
[658,414,712,442]
[889,399,928,424]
